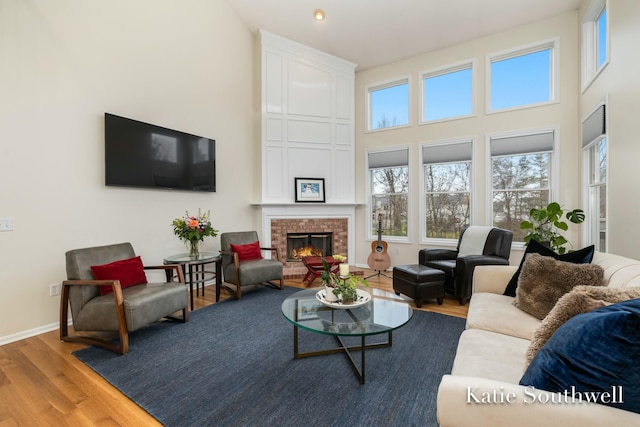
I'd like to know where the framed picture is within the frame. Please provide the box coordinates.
[296,298,319,320]
[295,178,325,203]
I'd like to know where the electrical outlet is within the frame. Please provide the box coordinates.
[49,283,61,297]
[395,247,400,255]
[0,218,13,231]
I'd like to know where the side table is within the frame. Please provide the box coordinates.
[301,256,340,287]
[163,251,222,310]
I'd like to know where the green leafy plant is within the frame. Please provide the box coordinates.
[320,258,338,287]
[332,274,369,304]
[320,258,368,304]
[519,202,585,254]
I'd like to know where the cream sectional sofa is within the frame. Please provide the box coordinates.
[437,251,640,426]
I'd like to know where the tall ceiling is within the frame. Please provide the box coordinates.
[224,0,581,71]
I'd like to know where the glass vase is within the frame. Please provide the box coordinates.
[188,240,200,259]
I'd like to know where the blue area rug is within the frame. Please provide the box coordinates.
[74,286,465,426]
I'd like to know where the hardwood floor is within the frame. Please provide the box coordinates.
[0,269,467,426]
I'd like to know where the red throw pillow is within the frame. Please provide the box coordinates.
[91,256,148,296]
[230,241,263,261]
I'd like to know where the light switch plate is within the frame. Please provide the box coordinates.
[0,218,14,231]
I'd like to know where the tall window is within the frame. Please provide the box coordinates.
[583,104,607,251]
[368,147,409,238]
[423,141,472,239]
[582,0,608,88]
[596,7,607,69]
[421,61,473,123]
[491,131,554,241]
[367,78,409,131]
[488,40,557,112]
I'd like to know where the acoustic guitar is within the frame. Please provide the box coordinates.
[367,213,391,273]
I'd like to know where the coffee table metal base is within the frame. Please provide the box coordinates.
[292,326,392,384]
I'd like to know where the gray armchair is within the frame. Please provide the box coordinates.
[61,242,189,354]
[220,231,283,300]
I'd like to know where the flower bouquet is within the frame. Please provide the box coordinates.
[172,209,219,258]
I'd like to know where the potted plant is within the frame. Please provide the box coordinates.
[321,258,339,302]
[519,202,585,254]
[331,274,369,305]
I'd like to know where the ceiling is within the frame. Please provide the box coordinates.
[224,0,581,71]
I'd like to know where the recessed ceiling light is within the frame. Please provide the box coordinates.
[313,9,325,21]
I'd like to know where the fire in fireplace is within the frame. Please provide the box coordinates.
[286,232,333,261]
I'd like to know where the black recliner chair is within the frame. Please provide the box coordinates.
[419,226,513,305]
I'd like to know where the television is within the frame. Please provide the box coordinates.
[104,113,216,192]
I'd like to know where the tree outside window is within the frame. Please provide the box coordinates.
[425,162,470,238]
[492,153,550,241]
[371,166,408,237]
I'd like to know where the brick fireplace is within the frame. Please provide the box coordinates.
[271,218,348,268]
[259,204,356,276]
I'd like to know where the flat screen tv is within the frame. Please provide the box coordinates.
[105,113,216,192]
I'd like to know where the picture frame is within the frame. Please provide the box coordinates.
[295,177,325,203]
[296,298,320,320]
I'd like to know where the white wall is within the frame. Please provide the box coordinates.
[579,0,640,259]
[354,12,580,268]
[259,31,356,204]
[0,0,255,341]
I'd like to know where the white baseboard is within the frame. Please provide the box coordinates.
[0,322,60,347]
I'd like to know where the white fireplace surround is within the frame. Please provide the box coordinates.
[260,204,357,262]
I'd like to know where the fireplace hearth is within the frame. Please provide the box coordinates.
[286,232,333,261]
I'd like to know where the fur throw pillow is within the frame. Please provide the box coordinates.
[514,253,605,320]
[526,285,640,363]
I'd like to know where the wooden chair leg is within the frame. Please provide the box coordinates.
[59,281,130,355]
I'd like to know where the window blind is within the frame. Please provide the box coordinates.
[582,104,606,147]
[490,131,554,156]
[368,148,409,169]
[422,141,472,164]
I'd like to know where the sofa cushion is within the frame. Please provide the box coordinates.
[513,253,604,320]
[451,329,530,384]
[520,298,640,414]
[503,240,595,297]
[466,292,541,340]
[526,285,640,363]
[91,256,148,296]
[230,241,263,261]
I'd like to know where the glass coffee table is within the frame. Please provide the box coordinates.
[281,287,413,384]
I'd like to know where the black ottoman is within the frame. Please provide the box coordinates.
[393,264,445,308]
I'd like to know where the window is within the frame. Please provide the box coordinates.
[583,104,607,251]
[488,40,558,112]
[490,131,554,241]
[367,78,409,131]
[368,147,409,239]
[596,7,607,69]
[582,0,608,88]
[421,61,473,123]
[422,141,472,239]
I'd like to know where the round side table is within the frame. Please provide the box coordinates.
[163,252,222,310]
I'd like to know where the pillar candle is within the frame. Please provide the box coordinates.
[339,263,349,277]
